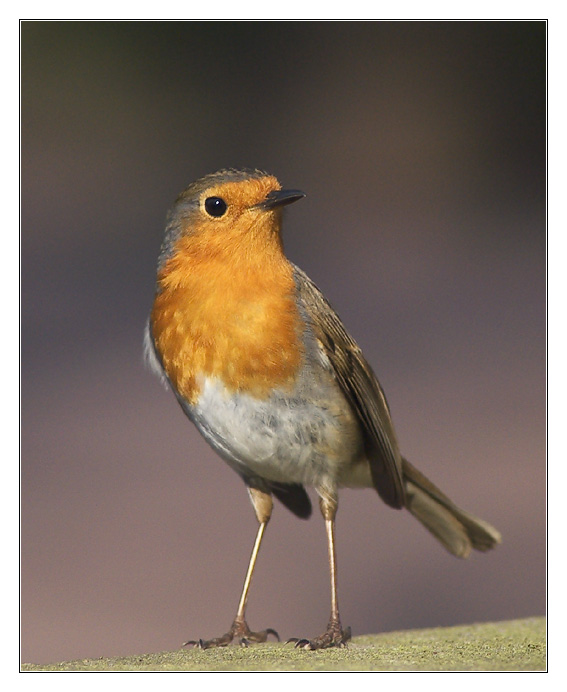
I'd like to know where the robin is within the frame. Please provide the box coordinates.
[145,168,501,650]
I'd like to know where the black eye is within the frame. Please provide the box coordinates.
[204,197,227,217]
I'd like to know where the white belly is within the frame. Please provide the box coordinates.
[188,374,366,489]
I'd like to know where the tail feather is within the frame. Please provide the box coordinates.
[402,458,502,559]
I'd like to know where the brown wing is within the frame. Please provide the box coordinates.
[293,265,406,509]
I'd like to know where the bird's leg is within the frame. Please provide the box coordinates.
[184,488,279,649]
[288,494,351,650]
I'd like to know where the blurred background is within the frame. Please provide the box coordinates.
[21,21,545,665]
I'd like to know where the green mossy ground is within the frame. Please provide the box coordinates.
[22,616,545,672]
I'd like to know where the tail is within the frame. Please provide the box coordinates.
[402,457,502,559]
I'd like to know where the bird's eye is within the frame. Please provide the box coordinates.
[204,197,227,217]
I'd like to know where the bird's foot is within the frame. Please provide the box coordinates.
[183,618,279,649]
[287,617,351,650]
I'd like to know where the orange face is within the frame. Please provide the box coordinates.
[150,174,304,404]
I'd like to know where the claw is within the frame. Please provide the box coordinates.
[295,638,312,649]
[286,637,308,648]
[264,628,280,642]
[182,639,200,648]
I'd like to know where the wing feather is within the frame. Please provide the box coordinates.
[293,266,405,509]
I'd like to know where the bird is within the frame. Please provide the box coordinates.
[144,168,502,650]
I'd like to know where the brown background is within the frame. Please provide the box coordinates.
[21,21,545,665]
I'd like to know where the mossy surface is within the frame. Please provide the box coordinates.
[22,616,545,672]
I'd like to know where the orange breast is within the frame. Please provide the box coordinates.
[150,237,304,405]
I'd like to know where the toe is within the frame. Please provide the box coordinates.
[286,623,351,650]
[237,626,279,644]
[183,633,232,649]
[183,621,279,649]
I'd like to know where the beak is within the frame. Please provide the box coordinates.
[260,188,306,209]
